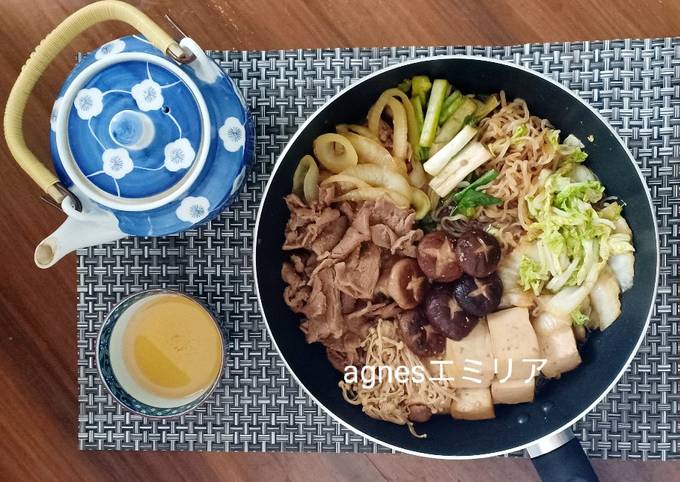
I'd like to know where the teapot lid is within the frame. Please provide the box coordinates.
[54,53,209,210]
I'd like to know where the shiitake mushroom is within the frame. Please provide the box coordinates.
[397,309,445,357]
[424,283,479,340]
[407,404,432,423]
[416,231,463,282]
[455,229,501,278]
[398,229,503,345]
[453,273,503,317]
[387,258,429,310]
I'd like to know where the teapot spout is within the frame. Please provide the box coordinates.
[35,212,125,269]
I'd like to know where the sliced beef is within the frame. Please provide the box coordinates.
[371,301,402,320]
[338,201,355,221]
[340,292,357,314]
[300,272,326,320]
[334,243,381,300]
[369,198,416,236]
[371,223,423,258]
[327,347,350,372]
[345,301,380,339]
[284,193,306,211]
[303,252,318,277]
[282,184,341,251]
[325,332,364,371]
[282,262,303,289]
[281,192,426,372]
[329,202,371,260]
[282,262,309,313]
[300,268,344,343]
[290,253,306,273]
[318,183,336,205]
[311,215,348,256]
[392,229,424,258]
[284,285,310,313]
[345,300,402,339]
[283,204,341,251]
[370,224,396,250]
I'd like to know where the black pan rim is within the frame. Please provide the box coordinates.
[252,54,660,459]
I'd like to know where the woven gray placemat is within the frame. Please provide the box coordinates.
[77,38,679,459]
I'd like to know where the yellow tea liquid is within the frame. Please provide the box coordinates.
[109,293,223,407]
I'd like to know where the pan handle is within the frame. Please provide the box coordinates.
[527,430,599,482]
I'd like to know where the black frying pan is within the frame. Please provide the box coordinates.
[253,57,659,481]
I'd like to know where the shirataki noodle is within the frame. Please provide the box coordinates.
[473,92,563,250]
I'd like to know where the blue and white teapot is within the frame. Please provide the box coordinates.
[4,1,253,268]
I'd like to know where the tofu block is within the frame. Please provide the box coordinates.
[491,378,535,405]
[533,311,581,378]
[445,318,494,388]
[450,388,495,420]
[533,304,572,331]
[487,307,540,381]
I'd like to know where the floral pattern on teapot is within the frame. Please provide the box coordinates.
[49,35,254,237]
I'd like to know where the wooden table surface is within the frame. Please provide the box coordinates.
[0,1,677,480]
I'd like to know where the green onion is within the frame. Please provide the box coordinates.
[410,96,425,160]
[440,170,502,218]
[434,97,476,145]
[452,169,500,203]
[429,142,492,197]
[423,125,477,176]
[418,79,449,147]
[416,145,430,162]
[442,91,460,111]
[472,94,499,121]
[456,205,477,218]
[453,189,503,217]
[411,96,424,132]
[439,91,463,126]
[411,76,432,104]
[397,78,412,93]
